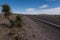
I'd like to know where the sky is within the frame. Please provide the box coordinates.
[0,0,60,15]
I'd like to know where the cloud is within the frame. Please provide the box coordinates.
[46,0,56,1]
[40,4,48,9]
[38,7,60,15]
[26,8,35,11]
[23,7,60,15]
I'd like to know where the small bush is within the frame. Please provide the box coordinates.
[1,4,23,28]
[14,36,22,40]
[15,15,23,27]
[8,15,23,28]
[9,20,15,28]
[8,32,14,36]
[15,36,19,40]
[1,4,12,18]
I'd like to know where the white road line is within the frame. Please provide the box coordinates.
[32,17,60,28]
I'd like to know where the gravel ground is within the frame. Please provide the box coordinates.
[23,16,60,40]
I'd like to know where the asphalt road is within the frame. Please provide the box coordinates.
[31,15,60,25]
[24,15,60,40]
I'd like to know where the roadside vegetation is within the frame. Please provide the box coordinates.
[1,4,23,28]
[1,4,24,40]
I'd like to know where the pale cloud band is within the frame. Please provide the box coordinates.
[46,0,56,1]
[26,8,35,11]
[40,4,48,9]
[23,4,60,15]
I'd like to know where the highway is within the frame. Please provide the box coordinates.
[32,15,60,25]
[23,15,60,40]
[28,15,60,28]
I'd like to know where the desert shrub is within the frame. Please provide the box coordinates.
[15,36,19,40]
[7,16,15,28]
[8,15,23,28]
[15,15,23,27]
[14,36,22,40]
[1,4,14,28]
[1,4,23,28]
[9,20,15,28]
[1,4,11,18]
[7,15,23,28]
[8,32,14,36]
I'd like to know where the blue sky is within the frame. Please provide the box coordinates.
[0,0,60,15]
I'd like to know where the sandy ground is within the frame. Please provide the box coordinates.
[23,16,60,40]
